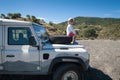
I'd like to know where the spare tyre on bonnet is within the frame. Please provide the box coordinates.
[49,35,72,44]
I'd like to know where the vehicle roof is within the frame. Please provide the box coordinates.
[0,18,32,26]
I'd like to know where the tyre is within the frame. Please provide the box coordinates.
[49,35,72,44]
[0,75,1,80]
[53,64,83,80]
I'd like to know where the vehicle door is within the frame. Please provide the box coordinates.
[3,26,40,72]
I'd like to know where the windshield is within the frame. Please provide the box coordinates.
[33,24,49,42]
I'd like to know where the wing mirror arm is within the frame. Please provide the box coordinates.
[29,36,36,46]
[29,36,40,50]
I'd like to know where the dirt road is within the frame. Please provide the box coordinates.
[78,40,120,80]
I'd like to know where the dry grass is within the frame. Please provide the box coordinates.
[77,40,120,80]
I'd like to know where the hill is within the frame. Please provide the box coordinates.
[52,16,120,40]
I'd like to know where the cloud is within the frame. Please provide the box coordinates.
[37,17,46,21]
[37,17,49,23]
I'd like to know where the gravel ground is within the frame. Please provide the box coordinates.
[78,40,120,80]
[1,40,120,80]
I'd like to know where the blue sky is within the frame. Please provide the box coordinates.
[0,0,120,23]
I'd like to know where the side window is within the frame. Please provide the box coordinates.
[8,27,32,45]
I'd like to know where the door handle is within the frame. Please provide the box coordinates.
[6,55,15,57]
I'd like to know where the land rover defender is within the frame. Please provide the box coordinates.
[0,19,90,80]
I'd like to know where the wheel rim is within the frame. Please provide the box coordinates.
[62,71,79,80]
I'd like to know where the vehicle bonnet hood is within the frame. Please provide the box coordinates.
[43,44,85,49]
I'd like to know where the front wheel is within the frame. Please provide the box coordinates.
[53,64,83,80]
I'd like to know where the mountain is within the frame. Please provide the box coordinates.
[52,16,120,40]
[59,16,120,27]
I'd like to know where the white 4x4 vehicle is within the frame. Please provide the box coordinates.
[0,19,90,80]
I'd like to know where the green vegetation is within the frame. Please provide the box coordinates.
[53,16,120,40]
[0,13,44,24]
[1,13,120,40]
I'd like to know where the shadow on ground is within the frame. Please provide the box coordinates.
[0,67,112,80]
[84,67,112,80]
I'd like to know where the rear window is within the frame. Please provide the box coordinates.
[8,27,32,45]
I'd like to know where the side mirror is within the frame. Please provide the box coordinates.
[29,36,36,46]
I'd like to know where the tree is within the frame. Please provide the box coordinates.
[11,13,21,19]
[49,21,53,26]
[0,14,6,18]
[83,28,98,38]
[31,16,36,21]
[26,14,31,20]
[7,13,13,19]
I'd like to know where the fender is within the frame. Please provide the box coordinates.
[48,56,87,74]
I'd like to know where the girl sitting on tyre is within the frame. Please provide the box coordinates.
[66,18,78,45]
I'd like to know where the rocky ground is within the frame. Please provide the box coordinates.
[1,40,120,80]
